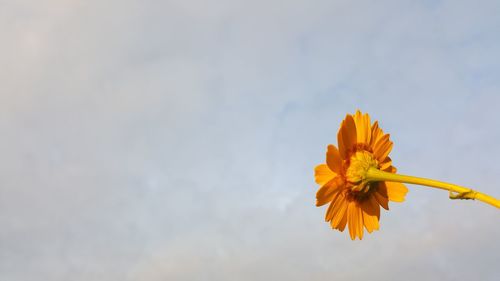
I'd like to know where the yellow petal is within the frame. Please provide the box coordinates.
[314,164,336,186]
[316,177,342,206]
[384,182,408,202]
[326,145,342,174]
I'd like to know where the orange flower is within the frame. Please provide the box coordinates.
[314,110,408,240]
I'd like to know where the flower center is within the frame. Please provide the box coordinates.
[345,150,379,193]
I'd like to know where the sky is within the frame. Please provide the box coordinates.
[1,0,500,280]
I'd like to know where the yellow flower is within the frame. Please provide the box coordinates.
[315,111,500,240]
[314,110,408,240]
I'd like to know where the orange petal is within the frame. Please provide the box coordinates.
[354,110,372,144]
[379,157,392,171]
[325,192,338,221]
[356,204,364,239]
[325,191,341,221]
[373,134,393,162]
[377,183,388,197]
[343,115,357,149]
[337,121,347,159]
[316,177,342,206]
[314,164,336,186]
[338,115,357,158]
[370,121,384,147]
[354,111,366,143]
[328,192,348,226]
[348,202,364,240]
[384,182,408,203]
[374,188,389,210]
[364,195,381,219]
[386,166,397,173]
[337,210,348,232]
[361,198,380,233]
[347,202,357,240]
[326,145,342,174]
[362,210,380,233]
[363,113,372,144]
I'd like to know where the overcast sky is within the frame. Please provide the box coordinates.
[1,0,499,280]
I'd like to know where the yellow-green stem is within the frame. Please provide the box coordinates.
[366,168,500,209]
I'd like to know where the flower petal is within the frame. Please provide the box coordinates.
[354,111,364,139]
[364,195,380,219]
[373,134,393,162]
[347,202,357,240]
[326,145,342,174]
[384,182,408,202]
[363,113,372,143]
[337,121,347,159]
[379,157,392,171]
[354,110,371,144]
[370,121,383,147]
[343,115,357,148]
[374,187,389,210]
[316,177,342,206]
[337,210,348,232]
[338,115,357,158]
[325,192,340,221]
[314,164,336,186]
[328,191,348,226]
[347,202,364,240]
[387,166,397,173]
[356,204,364,239]
[362,207,380,233]
[361,196,380,233]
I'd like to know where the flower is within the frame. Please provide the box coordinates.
[315,111,500,239]
[314,110,408,240]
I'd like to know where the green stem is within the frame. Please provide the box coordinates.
[365,168,500,209]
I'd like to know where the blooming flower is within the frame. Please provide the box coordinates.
[314,110,408,240]
[315,111,500,240]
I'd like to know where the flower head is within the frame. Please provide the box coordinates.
[314,110,408,240]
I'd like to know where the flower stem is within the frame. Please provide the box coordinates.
[366,168,500,209]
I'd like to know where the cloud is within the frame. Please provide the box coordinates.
[1,0,499,280]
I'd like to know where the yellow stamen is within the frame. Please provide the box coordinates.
[365,168,500,209]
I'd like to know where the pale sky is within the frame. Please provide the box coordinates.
[1,1,499,280]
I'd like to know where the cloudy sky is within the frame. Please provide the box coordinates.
[1,0,499,280]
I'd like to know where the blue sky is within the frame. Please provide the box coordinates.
[1,0,499,280]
